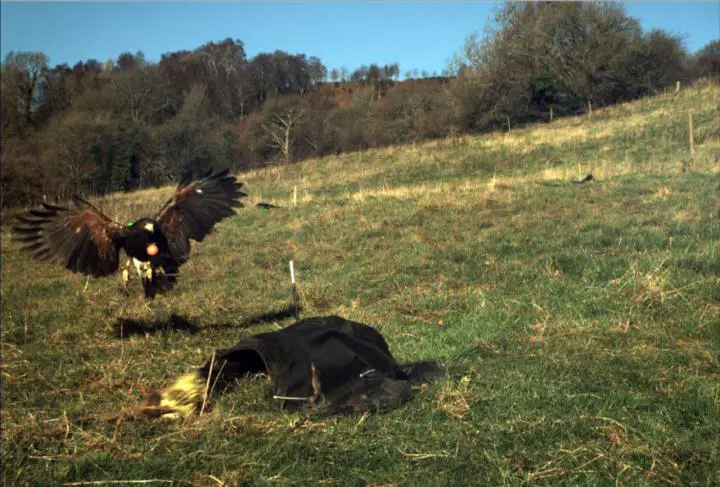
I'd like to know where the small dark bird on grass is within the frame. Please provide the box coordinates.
[573,174,594,184]
[256,202,283,209]
[13,168,246,298]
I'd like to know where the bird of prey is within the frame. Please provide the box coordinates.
[256,202,283,209]
[573,174,594,184]
[13,168,246,298]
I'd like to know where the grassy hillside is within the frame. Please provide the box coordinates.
[2,81,718,486]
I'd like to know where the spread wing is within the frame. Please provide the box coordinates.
[13,196,128,277]
[155,168,247,261]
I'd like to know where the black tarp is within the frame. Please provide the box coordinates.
[199,315,436,414]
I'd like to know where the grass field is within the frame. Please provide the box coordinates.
[2,81,719,486]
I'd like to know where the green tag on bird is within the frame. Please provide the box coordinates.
[127,221,135,227]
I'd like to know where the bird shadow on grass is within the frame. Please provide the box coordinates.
[113,305,301,339]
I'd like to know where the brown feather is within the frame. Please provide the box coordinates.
[13,196,128,277]
[155,168,246,260]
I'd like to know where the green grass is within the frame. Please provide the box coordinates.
[2,81,719,486]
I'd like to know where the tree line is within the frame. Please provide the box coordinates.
[1,2,717,207]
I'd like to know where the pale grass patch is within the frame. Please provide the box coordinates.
[540,258,563,278]
[0,340,34,387]
[527,125,588,144]
[607,259,684,312]
[486,173,497,192]
[426,134,471,149]
[241,163,287,180]
[435,375,473,420]
[711,158,720,173]
[627,342,663,360]
[334,299,362,317]
[538,167,572,181]
[350,182,432,202]
[475,120,589,153]
[529,322,546,344]
[671,210,699,225]
[102,184,176,205]
[347,178,511,207]
[96,185,180,223]
[489,167,573,186]
[649,187,673,202]
[462,84,717,162]
[674,337,719,365]
[634,265,672,310]
[288,160,393,194]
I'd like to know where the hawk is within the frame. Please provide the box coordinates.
[13,168,246,298]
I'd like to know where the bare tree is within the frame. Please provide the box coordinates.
[339,67,349,83]
[307,56,328,86]
[3,51,49,126]
[176,39,249,119]
[383,63,400,80]
[261,108,304,163]
[112,67,168,124]
[41,110,113,198]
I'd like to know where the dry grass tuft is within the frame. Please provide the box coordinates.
[435,375,473,420]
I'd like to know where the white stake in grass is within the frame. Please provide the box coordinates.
[290,260,300,319]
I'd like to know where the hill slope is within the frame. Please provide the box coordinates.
[1,81,718,485]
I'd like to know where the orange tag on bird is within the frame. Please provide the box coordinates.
[147,243,159,256]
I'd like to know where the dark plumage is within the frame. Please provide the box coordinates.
[256,202,283,209]
[13,168,246,298]
[573,174,594,184]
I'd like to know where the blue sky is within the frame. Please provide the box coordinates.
[1,2,718,77]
